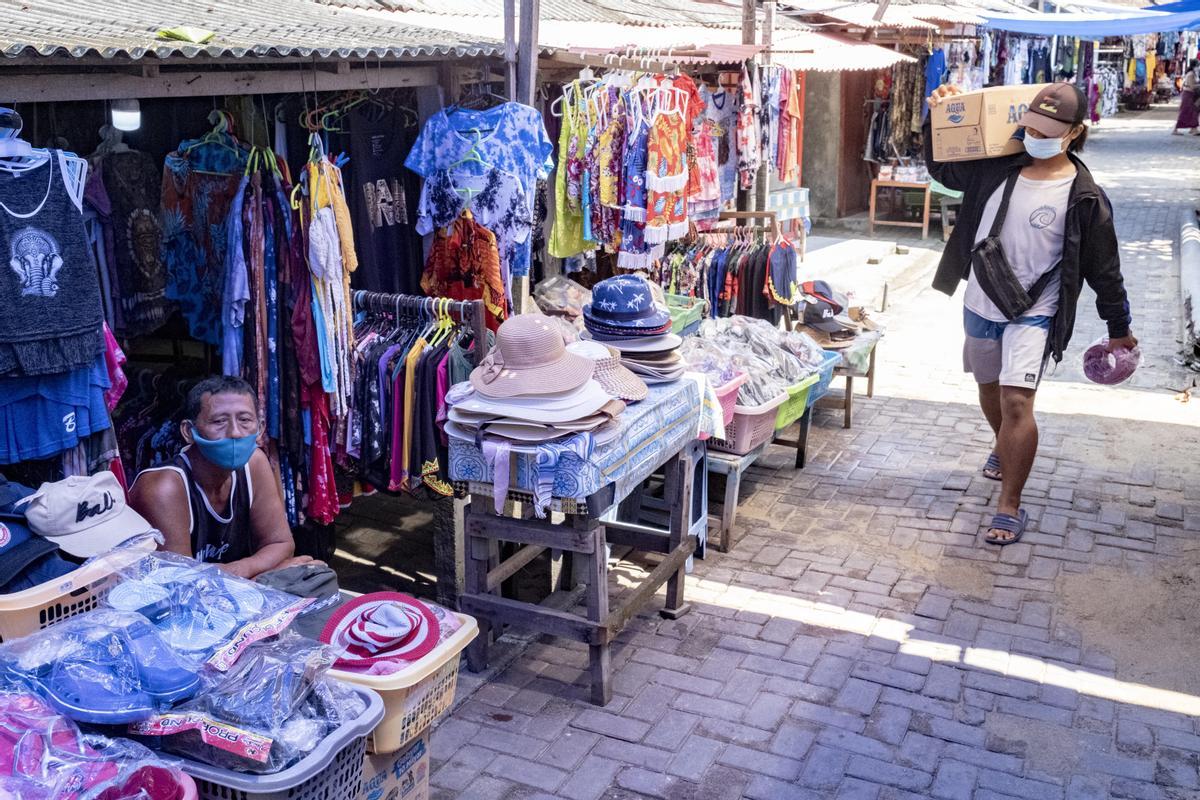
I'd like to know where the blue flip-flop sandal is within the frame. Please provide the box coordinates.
[983,452,1002,481]
[986,509,1027,546]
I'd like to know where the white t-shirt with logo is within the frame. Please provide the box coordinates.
[964,173,1074,322]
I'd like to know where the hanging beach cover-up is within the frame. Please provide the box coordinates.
[737,65,761,190]
[643,108,689,245]
[549,82,589,259]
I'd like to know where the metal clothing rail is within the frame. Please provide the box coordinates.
[352,291,490,367]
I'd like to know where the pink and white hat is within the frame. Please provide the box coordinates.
[318,592,441,667]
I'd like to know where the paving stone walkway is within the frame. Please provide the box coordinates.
[427,105,1200,799]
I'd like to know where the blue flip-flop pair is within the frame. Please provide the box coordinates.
[986,509,1027,546]
[13,615,199,725]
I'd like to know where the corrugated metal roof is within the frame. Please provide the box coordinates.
[322,0,758,27]
[566,42,766,65]
[0,0,507,60]
[900,3,987,24]
[783,2,941,30]
[770,30,918,71]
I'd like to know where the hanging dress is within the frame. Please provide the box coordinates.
[161,140,245,346]
[549,82,588,258]
[643,107,689,245]
[596,87,626,249]
[737,66,762,190]
[616,96,654,269]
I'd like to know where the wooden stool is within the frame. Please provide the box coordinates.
[817,344,878,429]
[706,442,766,552]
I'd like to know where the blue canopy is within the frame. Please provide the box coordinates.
[982,7,1200,35]
[1146,0,1200,12]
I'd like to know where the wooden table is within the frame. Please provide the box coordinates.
[460,439,704,706]
[868,179,932,240]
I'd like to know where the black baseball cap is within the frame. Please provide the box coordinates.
[1019,83,1085,138]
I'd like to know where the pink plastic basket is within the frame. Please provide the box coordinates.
[707,392,787,456]
[699,373,750,441]
[714,373,749,428]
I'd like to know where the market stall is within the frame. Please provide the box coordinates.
[0,0,898,794]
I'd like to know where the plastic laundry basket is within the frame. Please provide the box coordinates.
[181,683,384,800]
[774,373,820,431]
[0,547,146,643]
[667,294,707,335]
[807,350,842,409]
[331,613,478,754]
[708,392,787,456]
[713,374,749,429]
[699,373,748,443]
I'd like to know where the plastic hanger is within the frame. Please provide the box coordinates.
[182,110,247,175]
[0,107,50,174]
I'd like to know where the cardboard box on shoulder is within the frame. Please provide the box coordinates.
[361,732,429,800]
[930,84,1046,162]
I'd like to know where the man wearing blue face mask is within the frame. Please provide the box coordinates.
[130,376,312,578]
[924,82,1136,548]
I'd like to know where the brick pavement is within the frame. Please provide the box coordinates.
[425,106,1200,799]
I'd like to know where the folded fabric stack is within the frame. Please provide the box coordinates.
[583,275,686,385]
[446,314,626,444]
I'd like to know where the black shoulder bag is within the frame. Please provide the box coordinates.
[970,172,1059,320]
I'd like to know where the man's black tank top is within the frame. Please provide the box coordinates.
[137,448,253,564]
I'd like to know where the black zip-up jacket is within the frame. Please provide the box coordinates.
[922,120,1131,363]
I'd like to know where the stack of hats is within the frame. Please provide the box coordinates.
[583,274,686,385]
[797,280,860,349]
[566,341,648,402]
[447,314,626,443]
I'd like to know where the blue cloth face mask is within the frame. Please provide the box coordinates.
[190,429,259,470]
[1023,134,1065,160]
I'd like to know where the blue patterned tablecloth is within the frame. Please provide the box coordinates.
[449,379,702,507]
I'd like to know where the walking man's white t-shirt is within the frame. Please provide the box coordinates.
[964,173,1075,322]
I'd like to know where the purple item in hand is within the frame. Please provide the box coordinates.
[1082,338,1140,385]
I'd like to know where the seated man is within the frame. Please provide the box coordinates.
[130,376,313,579]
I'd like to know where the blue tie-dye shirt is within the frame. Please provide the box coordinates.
[405,103,552,277]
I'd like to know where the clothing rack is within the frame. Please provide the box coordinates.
[716,210,781,239]
[352,291,490,367]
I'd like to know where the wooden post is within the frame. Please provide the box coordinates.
[504,0,518,98]
[742,0,757,45]
[510,0,540,313]
[756,0,775,213]
[517,0,541,106]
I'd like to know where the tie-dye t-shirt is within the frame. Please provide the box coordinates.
[416,168,532,296]
[405,103,552,277]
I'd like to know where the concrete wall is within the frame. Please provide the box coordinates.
[802,70,842,223]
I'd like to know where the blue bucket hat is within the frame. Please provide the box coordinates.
[583,275,671,333]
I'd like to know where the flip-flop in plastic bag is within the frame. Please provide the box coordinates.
[1082,336,1141,385]
[0,610,200,725]
[103,552,314,671]
[0,691,192,800]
